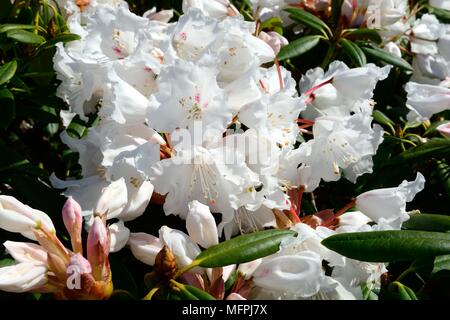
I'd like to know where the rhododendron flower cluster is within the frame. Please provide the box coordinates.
[1,0,449,301]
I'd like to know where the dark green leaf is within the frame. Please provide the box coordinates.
[437,162,450,198]
[182,284,216,300]
[277,35,322,61]
[0,24,35,33]
[261,17,283,31]
[0,61,18,86]
[16,105,60,123]
[331,0,343,28]
[284,7,332,38]
[0,258,15,267]
[6,30,45,44]
[373,109,395,127]
[361,46,413,71]
[403,213,450,232]
[321,230,450,262]
[340,39,366,67]
[411,254,450,278]
[39,33,81,50]
[224,270,237,292]
[66,115,88,138]
[343,28,382,44]
[427,6,450,23]
[388,282,418,300]
[385,138,450,166]
[0,88,15,129]
[193,229,297,268]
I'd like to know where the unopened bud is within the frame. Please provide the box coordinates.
[62,197,83,254]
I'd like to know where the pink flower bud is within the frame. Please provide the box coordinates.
[62,197,83,254]
[87,217,110,280]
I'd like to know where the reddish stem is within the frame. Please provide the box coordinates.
[274,57,284,91]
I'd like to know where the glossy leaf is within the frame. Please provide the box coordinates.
[411,254,450,278]
[373,110,395,127]
[387,138,450,165]
[0,61,17,86]
[321,230,450,262]
[0,24,35,33]
[340,39,366,67]
[39,33,81,50]
[193,229,297,268]
[437,162,450,198]
[388,282,418,300]
[284,7,332,37]
[361,46,413,71]
[6,29,45,44]
[428,6,450,23]
[277,35,321,61]
[343,28,382,44]
[170,280,215,300]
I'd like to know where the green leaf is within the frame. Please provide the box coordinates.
[385,138,450,166]
[411,254,450,278]
[0,61,18,86]
[193,229,297,268]
[39,33,81,50]
[284,7,332,38]
[321,230,450,262]
[277,35,322,61]
[0,24,35,33]
[0,258,15,267]
[261,17,283,31]
[361,46,413,71]
[343,28,382,44]
[170,280,216,300]
[403,213,450,232]
[388,282,418,300]
[6,30,45,44]
[66,115,88,138]
[0,88,15,129]
[224,270,237,292]
[340,39,366,67]
[373,109,395,127]
[437,162,450,198]
[427,6,450,23]
[331,0,343,28]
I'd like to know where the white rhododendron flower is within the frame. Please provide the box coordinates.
[405,82,450,122]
